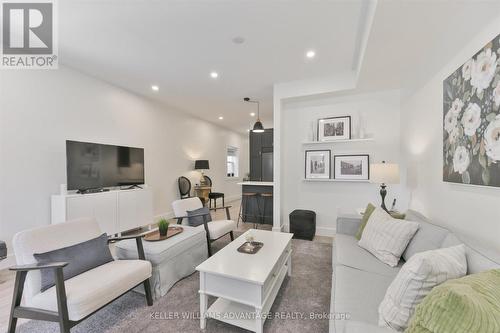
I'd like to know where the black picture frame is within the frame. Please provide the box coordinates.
[333,154,370,180]
[305,150,331,179]
[317,116,351,141]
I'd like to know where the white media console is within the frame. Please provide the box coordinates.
[51,187,153,235]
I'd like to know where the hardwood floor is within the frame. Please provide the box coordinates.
[0,199,333,332]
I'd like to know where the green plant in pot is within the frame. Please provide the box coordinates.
[158,218,169,237]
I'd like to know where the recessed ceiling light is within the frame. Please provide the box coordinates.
[218,116,224,120]
[250,112,256,117]
[210,71,219,79]
[151,85,159,91]
[232,36,245,44]
[306,50,316,59]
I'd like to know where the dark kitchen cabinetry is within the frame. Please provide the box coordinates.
[250,129,273,181]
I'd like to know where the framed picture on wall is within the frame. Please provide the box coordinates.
[305,150,331,179]
[317,116,351,141]
[333,154,369,180]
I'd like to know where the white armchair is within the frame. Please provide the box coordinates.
[172,197,236,256]
[8,217,153,333]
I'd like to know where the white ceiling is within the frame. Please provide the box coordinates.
[59,0,367,134]
[357,0,500,92]
[58,1,500,134]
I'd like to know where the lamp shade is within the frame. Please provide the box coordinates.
[370,162,400,184]
[194,160,209,170]
[252,120,265,133]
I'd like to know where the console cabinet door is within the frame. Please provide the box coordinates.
[66,192,117,235]
[118,189,153,232]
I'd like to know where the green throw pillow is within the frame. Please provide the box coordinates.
[355,203,376,240]
[406,269,500,333]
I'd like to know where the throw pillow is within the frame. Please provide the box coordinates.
[186,207,211,227]
[34,233,113,292]
[406,269,500,333]
[355,203,376,240]
[355,204,406,240]
[378,244,467,331]
[358,208,419,267]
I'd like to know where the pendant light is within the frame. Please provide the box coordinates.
[244,97,265,133]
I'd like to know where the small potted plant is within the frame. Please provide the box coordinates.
[158,218,169,237]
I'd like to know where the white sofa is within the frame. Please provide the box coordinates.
[9,217,152,333]
[330,210,500,333]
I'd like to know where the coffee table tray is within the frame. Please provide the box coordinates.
[237,241,264,254]
[144,226,183,242]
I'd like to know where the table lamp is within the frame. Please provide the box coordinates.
[370,161,400,212]
[195,160,209,185]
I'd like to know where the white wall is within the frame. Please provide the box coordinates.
[400,15,500,250]
[0,66,248,258]
[281,90,408,235]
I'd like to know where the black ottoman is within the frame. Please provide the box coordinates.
[289,210,316,240]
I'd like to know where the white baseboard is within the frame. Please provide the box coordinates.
[283,224,336,237]
[315,226,336,237]
[272,224,284,232]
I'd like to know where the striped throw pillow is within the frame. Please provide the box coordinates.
[379,244,467,331]
[358,207,419,267]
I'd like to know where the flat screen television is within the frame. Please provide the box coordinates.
[66,140,145,191]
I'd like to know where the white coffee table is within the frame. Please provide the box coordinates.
[196,229,293,333]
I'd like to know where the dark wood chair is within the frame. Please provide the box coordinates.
[203,176,225,210]
[178,176,191,199]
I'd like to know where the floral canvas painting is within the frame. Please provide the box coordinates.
[443,34,500,186]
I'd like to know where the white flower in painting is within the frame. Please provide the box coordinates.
[462,59,472,81]
[444,109,458,134]
[494,82,500,107]
[453,146,470,174]
[450,98,464,115]
[484,115,500,162]
[471,48,497,94]
[448,126,460,143]
[461,103,481,136]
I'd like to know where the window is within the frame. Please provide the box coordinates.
[226,146,239,178]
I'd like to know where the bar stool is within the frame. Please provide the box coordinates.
[259,192,273,225]
[238,192,258,227]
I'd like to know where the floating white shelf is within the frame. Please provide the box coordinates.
[302,137,374,145]
[302,178,370,183]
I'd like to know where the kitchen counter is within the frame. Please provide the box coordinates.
[237,181,274,186]
[238,182,273,225]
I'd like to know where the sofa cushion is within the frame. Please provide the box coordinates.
[34,233,113,292]
[379,245,467,331]
[359,208,419,267]
[335,234,402,277]
[402,220,450,262]
[441,233,500,274]
[333,265,394,332]
[29,260,152,321]
[206,220,236,240]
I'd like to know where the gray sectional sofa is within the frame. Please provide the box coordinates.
[330,210,500,333]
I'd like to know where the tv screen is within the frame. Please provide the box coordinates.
[66,140,145,191]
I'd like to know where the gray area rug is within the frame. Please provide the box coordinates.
[14,236,332,333]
